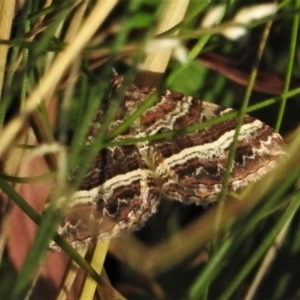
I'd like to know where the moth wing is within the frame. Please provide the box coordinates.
[139,90,285,204]
[51,145,159,249]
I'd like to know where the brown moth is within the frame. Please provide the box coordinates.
[50,76,285,249]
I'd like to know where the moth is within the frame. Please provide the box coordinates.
[50,76,285,249]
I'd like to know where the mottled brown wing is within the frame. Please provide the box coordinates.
[133,89,285,204]
[52,145,160,249]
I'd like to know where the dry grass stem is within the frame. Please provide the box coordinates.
[0,0,118,159]
[136,0,189,87]
[0,0,16,99]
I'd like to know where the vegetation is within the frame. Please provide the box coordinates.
[0,1,299,299]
